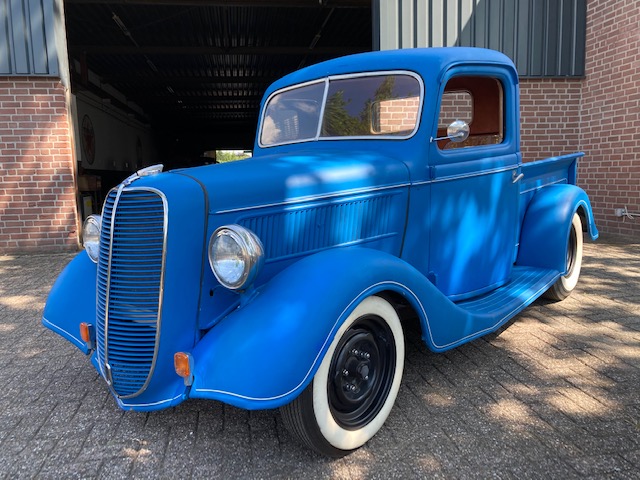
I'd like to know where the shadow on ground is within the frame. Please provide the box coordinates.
[0,234,638,479]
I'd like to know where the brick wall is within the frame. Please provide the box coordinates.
[579,0,640,237]
[0,77,79,253]
[519,79,582,162]
[518,0,640,237]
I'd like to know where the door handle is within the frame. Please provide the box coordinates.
[512,172,524,184]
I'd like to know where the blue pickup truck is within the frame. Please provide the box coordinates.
[43,47,598,457]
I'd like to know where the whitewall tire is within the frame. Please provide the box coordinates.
[280,295,405,457]
[544,213,584,301]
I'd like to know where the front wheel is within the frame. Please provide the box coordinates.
[280,295,405,457]
[544,213,584,301]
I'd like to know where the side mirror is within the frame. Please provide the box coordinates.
[446,120,470,142]
[432,120,470,143]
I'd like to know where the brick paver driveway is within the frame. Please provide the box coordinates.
[1,235,639,479]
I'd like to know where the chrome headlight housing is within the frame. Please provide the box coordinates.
[82,215,102,263]
[208,225,264,290]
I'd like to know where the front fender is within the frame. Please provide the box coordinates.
[42,251,96,354]
[517,184,598,272]
[189,247,451,410]
[188,245,525,409]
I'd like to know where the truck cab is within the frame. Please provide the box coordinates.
[43,48,598,457]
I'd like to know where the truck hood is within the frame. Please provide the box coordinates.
[172,148,410,214]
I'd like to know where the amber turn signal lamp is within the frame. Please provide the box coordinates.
[80,323,91,343]
[174,352,191,378]
[79,322,95,349]
[174,352,194,386]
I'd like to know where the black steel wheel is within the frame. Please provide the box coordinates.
[328,313,396,430]
[280,295,404,457]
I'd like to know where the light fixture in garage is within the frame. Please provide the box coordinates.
[112,12,159,74]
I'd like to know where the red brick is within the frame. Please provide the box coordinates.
[0,77,78,254]
[577,0,640,237]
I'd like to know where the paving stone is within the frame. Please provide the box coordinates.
[565,454,634,476]
[1,236,639,478]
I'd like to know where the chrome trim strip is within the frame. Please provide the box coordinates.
[214,183,410,214]
[432,165,517,183]
[117,392,184,409]
[99,186,168,400]
[95,187,118,379]
[314,77,330,139]
[410,180,433,187]
[410,165,517,187]
[115,186,169,400]
[102,183,125,387]
[42,316,84,346]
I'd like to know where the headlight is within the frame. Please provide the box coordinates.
[82,215,102,263]
[208,225,264,290]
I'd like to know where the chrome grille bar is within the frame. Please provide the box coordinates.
[96,187,167,398]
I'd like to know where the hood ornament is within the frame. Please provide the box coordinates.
[122,164,164,186]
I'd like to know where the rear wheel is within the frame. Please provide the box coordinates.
[280,295,404,457]
[544,213,583,301]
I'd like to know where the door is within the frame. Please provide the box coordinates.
[428,71,521,301]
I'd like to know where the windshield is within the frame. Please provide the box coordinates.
[260,72,422,147]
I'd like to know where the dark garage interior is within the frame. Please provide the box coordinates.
[63,0,372,191]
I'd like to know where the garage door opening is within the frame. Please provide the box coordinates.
[62,0,372,219]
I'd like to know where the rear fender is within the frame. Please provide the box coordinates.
[189,247,456,410]
[42,251,96,354]
[517,184,598,272]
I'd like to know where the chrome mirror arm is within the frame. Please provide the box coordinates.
[430,119,470,144]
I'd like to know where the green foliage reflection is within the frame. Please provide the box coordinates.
[322,77,396,137]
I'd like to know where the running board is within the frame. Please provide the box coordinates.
[455,266,560,319]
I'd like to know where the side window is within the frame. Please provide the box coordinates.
[436,76,504,150]
[438,91,473,129]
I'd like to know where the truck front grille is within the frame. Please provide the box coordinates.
[96,187,167,398]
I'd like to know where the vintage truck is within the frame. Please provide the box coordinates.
[43,47,598,457]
